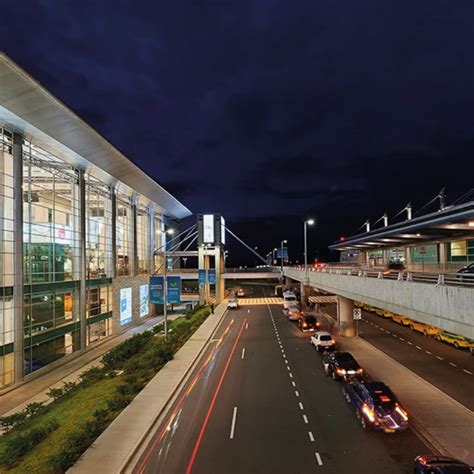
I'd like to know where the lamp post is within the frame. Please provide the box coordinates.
[272,247,277,266]
[280,239,287,274]
[163,228,174,339]
[304,219,315,274]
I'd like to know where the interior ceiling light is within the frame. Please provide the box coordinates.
[468,221,474,227]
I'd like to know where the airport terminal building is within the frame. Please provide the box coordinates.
[0,54,191,388]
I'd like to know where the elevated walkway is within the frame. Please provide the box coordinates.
[284,267,473,338]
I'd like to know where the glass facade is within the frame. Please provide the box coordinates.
[116,195,133,276]
[0,125,167,388]
[86,177,113,279]
[137,206,150,274]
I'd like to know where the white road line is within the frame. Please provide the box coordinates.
[302,414,309,424]
[245,322,248,330]
[287,366,291,371]
[463,369,472,375]
[392,334,397,338]
[416,346,422,350]
[315,452,323,466]
[292,381,296,387]
[299,402,304,410]
[449,362,457,367]
[399,337,405,341]
[241,348,246,359]
[289,372,293,378]
[436,356,444,360]
[295,390,299,396]
[380,328,384,331]
[425,351,432,355]
[407,341,413,345]
[308,431,315,442]
[229,406,238,439]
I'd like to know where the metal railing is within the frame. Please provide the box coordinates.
[285,265,474,288]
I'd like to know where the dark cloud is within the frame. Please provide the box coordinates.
[1,0,474,264]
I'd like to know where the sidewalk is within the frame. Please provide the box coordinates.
[70,302,228,474]
[0,312,184,419]
[339,335,474,465]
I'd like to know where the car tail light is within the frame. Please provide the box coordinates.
[356,368,363,374]
[362,404,375,422]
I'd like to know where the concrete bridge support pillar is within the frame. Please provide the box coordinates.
[337,296,355,337]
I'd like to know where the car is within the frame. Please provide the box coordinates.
[342,379,409,432]
[436,331,471,349]
[282,292,298,310]
[409,320,440,337]
[391,314,412,326]
[322,351,363,380]
[299,315,320,332]
[236,289,245,297]
[227,298,239,309]
[414,454,474,473]
[457,263,474,274]
[310,331,336,352]
[286,305,303,321]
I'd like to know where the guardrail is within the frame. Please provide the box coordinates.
[286,266,474,288]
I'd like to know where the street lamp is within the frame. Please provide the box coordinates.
[280,240,287,274]
[304,219,315,273]
[272,248,278,266]
[163,228,175,339]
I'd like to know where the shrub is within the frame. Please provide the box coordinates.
[0,420,59,468]
[0,401,46,433]
[79,366,107,386]
[102,331,154,370]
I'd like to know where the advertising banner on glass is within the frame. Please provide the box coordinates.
[203,214,214,243]
[167,276,181,303]
[198,269,207,285]
[207,269,216,285]
[120,287,132,325]
[139,284,149,317]
[150,276,164,304]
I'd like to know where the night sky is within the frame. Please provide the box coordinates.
[2,1,474,265]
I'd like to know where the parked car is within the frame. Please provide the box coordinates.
[299,315,320,332]
[322,351,363,380]
[409,320,440,337]
[457,263,474,275]
[310,331,336,352]
[236,289,245,297]
[286,305,303,321]
[414,455,474,473]
[342,379,409,432]
[436,331,471,350]
[227,298,239,309]
[391,314,412,326]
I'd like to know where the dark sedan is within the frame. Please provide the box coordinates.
[322,351,363,380]
[414,455,474,473]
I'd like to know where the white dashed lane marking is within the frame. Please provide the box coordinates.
[308,431,315,442]
[302,414,309,424]
[315,453,323,466]
[463,369,472,375]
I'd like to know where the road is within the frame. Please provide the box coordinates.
[133,285,429,474]
[319,304,474,410]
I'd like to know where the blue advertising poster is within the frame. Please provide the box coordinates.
[207,269,216,285]
[139,284,149,317]
[198,269,207,285]
[119,287,132,325]
[276,247,288,258]
[150,276,164,304]
[167,276,181,303]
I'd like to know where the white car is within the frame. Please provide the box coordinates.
[227,298,239,309]
[236,289,245,297]
[282,293,298,310]
[310,331,336,352]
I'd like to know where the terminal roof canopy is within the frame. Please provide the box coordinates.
[330,201,474,251]
[0,53,191,219]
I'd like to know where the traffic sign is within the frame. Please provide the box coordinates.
[353,308,362,320]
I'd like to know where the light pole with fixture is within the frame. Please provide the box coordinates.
[163,228,174,339]
[304,218,315,274]
[272,247,278,266]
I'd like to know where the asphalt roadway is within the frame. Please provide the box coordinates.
[319,304,474,411]
[134,285,429,474]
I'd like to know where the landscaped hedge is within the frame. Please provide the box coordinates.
[0,304,211,473]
